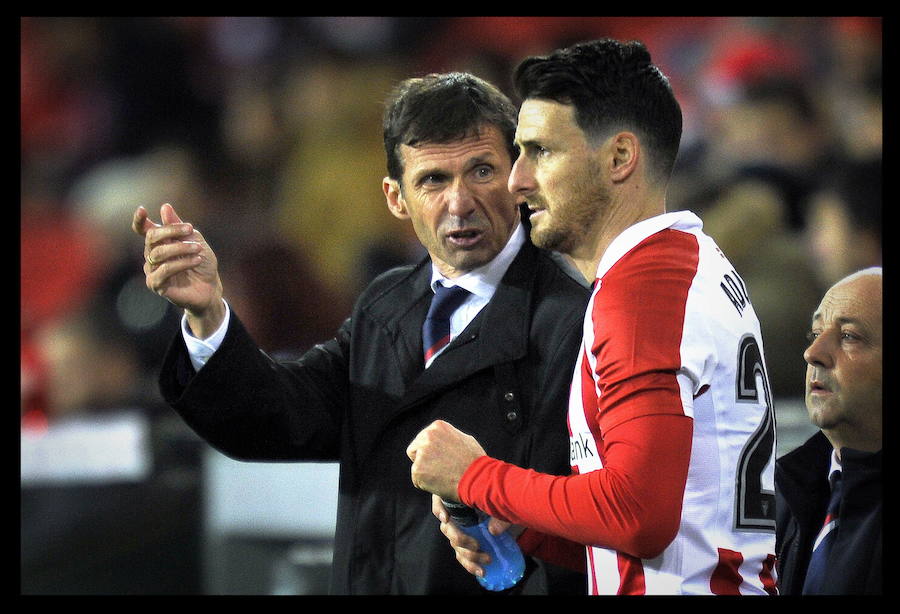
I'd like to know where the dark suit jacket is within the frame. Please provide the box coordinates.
[775,431,882,595]
[159,240,590,594]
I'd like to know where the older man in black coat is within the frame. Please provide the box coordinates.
[775,267,882,595]
[133,73,589,595]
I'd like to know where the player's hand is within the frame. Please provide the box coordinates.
[407,420,486,502]
[132,203,225,335]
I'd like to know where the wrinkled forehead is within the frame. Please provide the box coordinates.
[401,126,511,173]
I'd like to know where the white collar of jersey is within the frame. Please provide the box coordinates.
[594,210,703,281]
[430,222,525,301]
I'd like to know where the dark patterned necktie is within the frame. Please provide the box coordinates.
[422,284,470,364]
[802,470,843,594]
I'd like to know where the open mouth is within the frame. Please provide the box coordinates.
[447,229,484,247]
[526,204,547,222]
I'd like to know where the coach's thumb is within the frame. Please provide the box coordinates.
[160,202,184,226]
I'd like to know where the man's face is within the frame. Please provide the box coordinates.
[509,99,609,258]
[804,273,882,451]
[384,126,520,278]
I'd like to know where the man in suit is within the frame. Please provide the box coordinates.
[775,267,882,594]
[131,72,589,595]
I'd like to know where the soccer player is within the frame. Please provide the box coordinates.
[407,38,778,595]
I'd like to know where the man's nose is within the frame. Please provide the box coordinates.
[508,156,535,197]
[446,181,476,218]
[803,330,835,369]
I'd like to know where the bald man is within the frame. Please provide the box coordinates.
[775,267,882,594]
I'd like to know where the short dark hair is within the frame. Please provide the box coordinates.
[383,72,518,182]
[513,39,683,180]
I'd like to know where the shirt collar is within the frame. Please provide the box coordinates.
[829,448,842,478]
[430,222,525,300]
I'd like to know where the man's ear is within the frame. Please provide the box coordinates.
[383,177,409,219]
[608,132,639,183]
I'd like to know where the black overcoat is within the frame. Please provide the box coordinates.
[159,240,590,594]
[775,430,882,595]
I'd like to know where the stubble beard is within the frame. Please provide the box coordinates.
[529,209,573,253]
[528,180,609,257]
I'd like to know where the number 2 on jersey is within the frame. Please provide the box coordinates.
[734,334,776,531]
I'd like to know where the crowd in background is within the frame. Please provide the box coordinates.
[20,16,881,594]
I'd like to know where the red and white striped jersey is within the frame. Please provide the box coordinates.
[569,211,776,594]
[459,211,777,594]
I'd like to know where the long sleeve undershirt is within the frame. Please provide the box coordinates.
[459,411,693,569]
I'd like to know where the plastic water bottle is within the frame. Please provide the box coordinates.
[442,500,525,591]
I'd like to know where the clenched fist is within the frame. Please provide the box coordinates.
[406,420,487,502]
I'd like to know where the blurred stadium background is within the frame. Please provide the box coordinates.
[20,16,881,595]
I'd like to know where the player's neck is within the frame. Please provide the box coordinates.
[572,190,666,280]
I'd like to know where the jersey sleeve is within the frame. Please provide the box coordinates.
[460,413,693,559]
[590,229,702,431]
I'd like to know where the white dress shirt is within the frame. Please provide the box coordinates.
[424,223,525,367]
